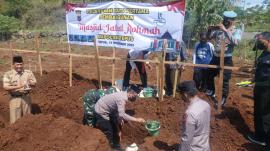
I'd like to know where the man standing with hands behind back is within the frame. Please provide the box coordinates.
[3,55,37,124]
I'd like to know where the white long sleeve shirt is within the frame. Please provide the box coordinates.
[128,49,150,69]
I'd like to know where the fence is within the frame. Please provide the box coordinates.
[0,35,243,113]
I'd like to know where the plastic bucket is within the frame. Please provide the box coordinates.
[143,87,153,98]
[145,120,160,136]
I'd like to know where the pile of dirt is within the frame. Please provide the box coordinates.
[0,114,109,151]
[122,97,184,145]
[0,83,10,129]
[0,69,265,151]
[121,92,264,151]
[31,71,97,123]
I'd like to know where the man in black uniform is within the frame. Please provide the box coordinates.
[247,32,270,150]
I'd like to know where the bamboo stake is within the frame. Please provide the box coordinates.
[94,38,102,89]
[155,56,160,89]
[69,44,72,87]
[28,59,31,70]
[112,47,116,86]
[9,41,13,70]
[0,47,242,71]
[217,40,226,113]
[173,56,180,98]
[35,35,43,76]
[159,40,168,101]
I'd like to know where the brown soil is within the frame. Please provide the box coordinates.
[0,46,265,151]
[0,114,109,151]
[30,71,97,123]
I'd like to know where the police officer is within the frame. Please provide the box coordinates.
[206,10,243,108]
[3,55,37,124]
[177,81,211,151]
[94,89,145,150]
[247,32,270,149]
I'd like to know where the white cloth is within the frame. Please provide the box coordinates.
[128,49,150,69]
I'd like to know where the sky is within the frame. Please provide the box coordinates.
[236,0,265,8]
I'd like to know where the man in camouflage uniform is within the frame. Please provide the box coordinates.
[3,55,36,124]
[82,87,117,126]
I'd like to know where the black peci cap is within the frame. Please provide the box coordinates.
[177,81,198,96]
[13,55,23,64]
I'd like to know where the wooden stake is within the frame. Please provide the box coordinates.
[173,56,180,98]
[217,40,225,113]
[112,47,116,86]
[9,41,13,70]
[68,44,72,87]
[35,35,43,76]
[28,59,31,70]
[94,38,102,89]
[155,56,160,88]
[159,40,168,101]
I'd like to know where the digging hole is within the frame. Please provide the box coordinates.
[121,122,149,145]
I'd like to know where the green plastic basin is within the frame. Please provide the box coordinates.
[143,87,154,98]
[145,120,160,136]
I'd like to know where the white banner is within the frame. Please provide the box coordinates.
[65,1,185,51]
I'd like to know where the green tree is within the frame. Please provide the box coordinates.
[2,0,31,18]
[0,14,20,32]
[184,0,234,47]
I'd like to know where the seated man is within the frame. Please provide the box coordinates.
[94,89,145,150]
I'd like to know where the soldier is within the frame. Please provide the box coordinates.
[3,55,37,124]
[247,32,270,149]
[177,81,211,151]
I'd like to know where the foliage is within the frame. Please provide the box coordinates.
[0,14,20,32]
[183,0,234,47]
[21,0,65,29]
[233,39,257,60]
[0,0,31,18]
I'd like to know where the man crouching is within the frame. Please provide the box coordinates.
[94,88,145,150]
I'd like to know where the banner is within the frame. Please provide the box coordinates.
[65,1,185,51]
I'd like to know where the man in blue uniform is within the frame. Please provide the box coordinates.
[206,11,243,108]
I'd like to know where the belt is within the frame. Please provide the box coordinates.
[10,92,30,97]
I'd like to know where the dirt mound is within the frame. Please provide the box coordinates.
[121,93,264,151]
[0,69,265,151]
[0,114,109,151]
[0,83,10,129]
[31,71,97,123]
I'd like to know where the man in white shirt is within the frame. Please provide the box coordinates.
[123,49,151,90]
[177,81,211,151]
